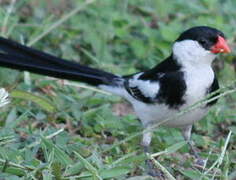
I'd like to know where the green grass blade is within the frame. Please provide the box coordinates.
[74,151,102,180]
[27,0,96,46]
[11,90,56,113]
[41,136,73,166]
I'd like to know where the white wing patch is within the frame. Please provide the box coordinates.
[128,73,160,99]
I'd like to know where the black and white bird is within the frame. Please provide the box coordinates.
[0,26,231,174]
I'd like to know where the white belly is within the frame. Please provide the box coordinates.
[132,101,208,128]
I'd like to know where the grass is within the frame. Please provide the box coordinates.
[0,0,235,179]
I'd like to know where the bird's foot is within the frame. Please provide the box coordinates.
[194,157,206,168]
[187,142,206,167]
[189,148,206,168]
[146,159,165,179]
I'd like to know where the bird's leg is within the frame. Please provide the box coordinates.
[141,129,164,178]
[141,131,152,153]
[182,125,197,157]
[182,125,205,166]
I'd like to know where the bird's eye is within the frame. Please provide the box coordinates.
[199,38,207,45]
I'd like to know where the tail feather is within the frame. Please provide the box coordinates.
[0,37,121,86]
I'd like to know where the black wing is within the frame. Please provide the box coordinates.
[124,71,187,108]
[206,76,219,106]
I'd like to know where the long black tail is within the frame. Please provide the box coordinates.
[0,37,120,86]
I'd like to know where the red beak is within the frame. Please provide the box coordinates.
[211,36,231,54]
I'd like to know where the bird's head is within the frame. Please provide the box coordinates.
[172,26,231,66]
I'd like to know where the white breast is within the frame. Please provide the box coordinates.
[183,64,214,106]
